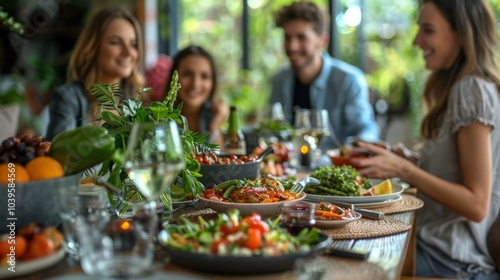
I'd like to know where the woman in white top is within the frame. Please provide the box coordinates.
[351,0,500,278]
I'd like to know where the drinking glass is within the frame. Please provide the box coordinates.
[123,121,185,224]
[59,184,109,260]
[293,109,331,168]
[77,202,157,278]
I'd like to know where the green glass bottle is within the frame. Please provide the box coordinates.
[224,106,246,155]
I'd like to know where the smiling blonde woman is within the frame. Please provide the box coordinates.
[45,7,144,140]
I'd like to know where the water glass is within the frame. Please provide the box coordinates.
[77,202,157,278]
[59,184,109,259]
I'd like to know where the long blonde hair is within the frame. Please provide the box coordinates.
[67,7,144,98]
[420,0,500,139]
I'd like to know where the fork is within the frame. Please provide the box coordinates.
[290,177,320,195]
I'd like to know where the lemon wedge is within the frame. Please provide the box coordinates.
[371,179,392,195]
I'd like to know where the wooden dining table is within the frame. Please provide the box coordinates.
[8,189,418,280]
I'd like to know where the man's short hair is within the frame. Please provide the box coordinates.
[273,1,330,35]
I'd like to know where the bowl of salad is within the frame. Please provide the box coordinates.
[199,175,306,218]
[159,209,329,275]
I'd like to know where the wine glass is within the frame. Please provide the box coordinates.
[294,109,331,149]
[124,121,185,224]
[293,109,331,168]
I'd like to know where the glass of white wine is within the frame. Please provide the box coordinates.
[77,121,184,279]
[124,121,185,223]
[293,109,331,168]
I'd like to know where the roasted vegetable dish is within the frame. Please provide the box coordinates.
[201,176,302,203]
[315,201,357,220]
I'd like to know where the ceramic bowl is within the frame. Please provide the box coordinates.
[198,160,261,189]
[327,147,374,169]
[0,173,81,233]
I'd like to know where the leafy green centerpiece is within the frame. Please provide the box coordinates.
[90,72,215,213]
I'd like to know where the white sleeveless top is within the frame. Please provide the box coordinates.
[417,75,500,272]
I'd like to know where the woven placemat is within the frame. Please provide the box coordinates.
[321,216,412,240]
[372,194,424,214]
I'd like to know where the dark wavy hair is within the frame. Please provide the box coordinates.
[167,45,218,107]
[273,1,330,35]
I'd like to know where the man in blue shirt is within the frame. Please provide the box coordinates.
[271,1,379,149]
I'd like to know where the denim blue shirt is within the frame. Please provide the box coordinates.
[270,52,379,149]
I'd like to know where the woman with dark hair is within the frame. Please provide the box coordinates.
[45,7,144,140]
[166,45,227,147]
[351,0,500,278]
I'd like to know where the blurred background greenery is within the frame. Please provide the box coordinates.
[2,0,500,144]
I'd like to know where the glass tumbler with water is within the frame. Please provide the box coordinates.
[77,202,157,278]
[59,184,109,260]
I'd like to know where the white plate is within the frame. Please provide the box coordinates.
[0,246,65,279]
[199,193,306,218]
[306,179,404,204]
[306,194,402,209]
[350,195,402,209]
[315,211,362,229]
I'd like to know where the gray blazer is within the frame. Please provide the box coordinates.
[45,81,89,141]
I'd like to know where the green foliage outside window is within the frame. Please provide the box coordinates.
[173,0,500,140]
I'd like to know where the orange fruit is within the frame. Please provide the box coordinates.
[0,236,27,259]
[0,163,30,184]
[23,234,55,260]
[25,156,64,181]
[0,238,10,257]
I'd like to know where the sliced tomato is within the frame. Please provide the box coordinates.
[242,213,270,233]
[220,221,239,235]
[243,228,262,250]
[220,210,240,235]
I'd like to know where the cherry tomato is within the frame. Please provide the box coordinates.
[229,155,238,160]
[203,155,211,165]
[240,156,248,162]
[195,156,204,164]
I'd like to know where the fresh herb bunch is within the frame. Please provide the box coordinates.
[0,6,24,34]
[90,71,216,212]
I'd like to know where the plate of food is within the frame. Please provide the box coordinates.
[305,166,404,204]
[158,209,330,275]
[0,246,65,279]
[313,201,362,229]
[0,224,65,279]
[199,175,306,217]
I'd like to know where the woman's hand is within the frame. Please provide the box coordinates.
[391,142,420,164]
[350,141,416,180]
